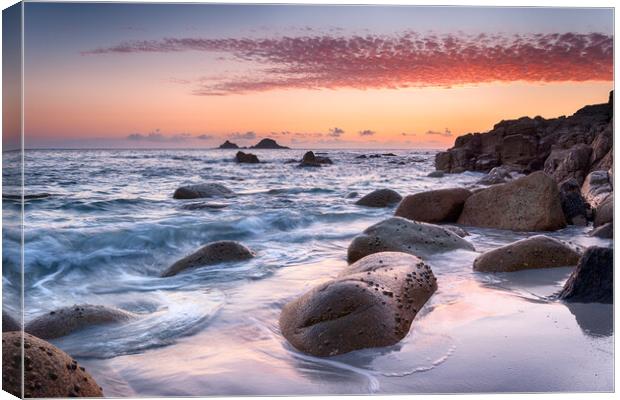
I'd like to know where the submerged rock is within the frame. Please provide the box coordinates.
[427,170,444,178]
[355,189,402,208]
[395,188,472,223]
[473,235,581,272]
[345,191,359,199]
[25,304,135,339]
[559,247,613,304]
[458,171,566,231]
[173,183,234,199]
[235,151,259,164]
[181,202,228,210]
[2,312,19,332]
[589,222,613,239]
[161,240,255,277]
[279,252,437,357]
[2,332,103,398]
[347,217,475,263]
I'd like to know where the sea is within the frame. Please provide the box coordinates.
[2,149,614,395]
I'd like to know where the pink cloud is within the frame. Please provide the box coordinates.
[84,32,613,95]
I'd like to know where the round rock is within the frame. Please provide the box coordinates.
[473,235,581,272]
[2,332,103,398]
[161,240,255,277]
[279,252,437,357]
[347,217,475,263]
[25,304,135,339]
[173,183,234,199]
[355,189,402,208]
[395,188,472,223]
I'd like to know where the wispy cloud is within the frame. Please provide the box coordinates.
[327,127,345,137]
[358,129,376,136]
[126,129,192,142]
[425,128,453,137]
[85,32,613,95]
[229,131,257,140]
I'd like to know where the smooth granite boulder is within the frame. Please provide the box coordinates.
[173,183,234,199]
[2,332,103,398]
[458,171,566,231]
[279,252,437,357]
[395,188,472,223]
[355,189,402,208]
[25,304,135,339]
[162,240,255,277]
[559,247,613,304]
[347,217,475,263]
[473,235,581,272]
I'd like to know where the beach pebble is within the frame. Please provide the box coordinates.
[458,171,566,231]
[559,247,612,304]
[355,189,402,207]
[279,252,437,357]
[173,183,234,199]
[589,222,613,239]
[473,235,581,272]
[2,332,103,398]
[25,304,135,340]
[395,188,472,223]
[2,312,19,332]
[235,151,259,164]
[347,217,475,263]
[161,240,255,277]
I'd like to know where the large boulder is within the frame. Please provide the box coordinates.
[161,240,255,277]
[594,194,613,227]
[589,222,613,239]
[559,247,613,304]
[2,312,19,332]
[347,217,474,263]
[395,188,472,223]
[458,171,566,231]
[473,235,581,272]
[25,304,135,339]
[355,189,402,208]
[173,183,234,199]
[581,170,612,208]
[235,151,259,163]
[279,252,437,357]
[2,332,103,397]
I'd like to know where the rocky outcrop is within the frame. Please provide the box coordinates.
[458,171,566,231]
[594,194,613,227]
[173,183,234,199]
[25,304,135,339]
[298,151,333,167]
[355,189,402,207]
[235,151,259,163]
[589,222,613,239]
[347,217,474,263]
[250,138,289,149]
[219,140,239,149]
[279,252,437,357]
[161,241,255,277]
[435,92,613,183]
[2,312,19,332]
[395,188,471,223]
[473,235,581,272]
[559,247,613,304]
[2,332,103,397]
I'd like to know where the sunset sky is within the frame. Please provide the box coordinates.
[13,4,615,149]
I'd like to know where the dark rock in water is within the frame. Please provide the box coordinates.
[2,312,19,332]
[442,225,469,237]
[382,153,397,157]
[434,92,613,179]
[594,194,613,227]
[250,138,289,149]
[355,189,402,207]
[347,217,474,263]
[427,170,444,178]
[161,241,255,277]
[2,332,103,398]
[181,202,228,210]
[173,183,234,199]
[559,178,588,225]
[559,247,613,304]
[589,222,613,239]
[235,151,259,164]
[473,235,581,272]
[279,252,437,357]
[355,154,367,159]
[25,304,135,339]
[3,193,52,200]
[395,188,471,223]
[458,171,566,231]
[298,151,332,167]
[345,191,359,199]
[219,140,239,149]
